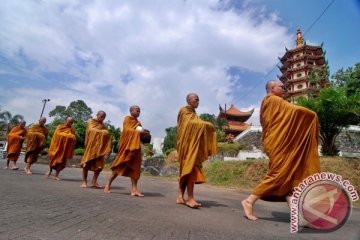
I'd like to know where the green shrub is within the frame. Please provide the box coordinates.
[217,142,243,157]
[164,147,176,156]
[74,148,84,155]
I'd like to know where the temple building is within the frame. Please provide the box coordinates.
[218,104,254,141]
[278,29,329,99]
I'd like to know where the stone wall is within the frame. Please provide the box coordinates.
[336,130,360,154]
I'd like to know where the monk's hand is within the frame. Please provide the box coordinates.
[141,129,150,135]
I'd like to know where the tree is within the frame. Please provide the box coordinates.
[306,64,330,99]
[297,63,360,156]
[0,109,24,135]
[49,100,92,122]
[67,100,93,122]
[200,113,227,142]
[106,121,121,153]
[332,62,360,97]
[162,126,177,154]
[73,120,87,149]
[48,100,93,149]
[48,105,67,120]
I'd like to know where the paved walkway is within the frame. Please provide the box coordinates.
[0,158,359,240]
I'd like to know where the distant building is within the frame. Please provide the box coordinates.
[278,29,329,100]
[218,104,254,140]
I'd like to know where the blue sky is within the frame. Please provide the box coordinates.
[0,0,359,137]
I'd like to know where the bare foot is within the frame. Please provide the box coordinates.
[186,199,201,208]
[53,176,61,181]
[3,166,9,170]
[80,183,87,188]
[241,200,258,220]
[11,167,19,170]
[131,191,144,197]
[104,185,111,194]
[91,183,103,189]
[176,197,186,205]
[44,171,50,178]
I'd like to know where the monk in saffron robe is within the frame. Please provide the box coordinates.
[80,111,112,188]
[242,80,320,220]
[24,117,48,175]
[45,117,76,180]
[5,120,27,170]
[176,93,217,208]
[104,105,149,196]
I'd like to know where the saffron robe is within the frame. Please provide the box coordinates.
[177,106,217,185]
[253,95,320,201]
[25,124,48,164]
[111,116,142,180]
[81,119,112,172]
[48,124,76,171]
[7,126,27,162]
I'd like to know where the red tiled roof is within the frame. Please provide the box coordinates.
[219,105,254,117]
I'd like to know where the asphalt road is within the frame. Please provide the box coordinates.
[0,157,359,240]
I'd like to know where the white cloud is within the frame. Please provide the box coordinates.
[0,0,291,137]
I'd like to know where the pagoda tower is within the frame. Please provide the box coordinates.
[278,29,329,99]
[218,104,254,140]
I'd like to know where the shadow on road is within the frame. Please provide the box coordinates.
[258,211,290,223]
[140,192,165,197]
[58,178,83,183]
[200,200,228,208]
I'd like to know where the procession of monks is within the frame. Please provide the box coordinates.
[2,82,320,222]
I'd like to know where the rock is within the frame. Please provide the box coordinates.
[160,166,179,176]
[144,166,160,176]
[142,157,164,176]
[143,157,164,169]
[166,150,178,162]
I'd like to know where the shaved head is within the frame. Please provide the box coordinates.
[20,120,26,127]
[186,93,200,109]
[96,110,106,123]
[97,110,106,116]
[129,105,140,112]
[266,80,278,92]
[186,93,198,103]
[130,105,141,118]
[65,117,74,127]
[265,80,286,97]
[39,117,46,126]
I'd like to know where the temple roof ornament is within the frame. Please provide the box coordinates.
[296,29,305,48]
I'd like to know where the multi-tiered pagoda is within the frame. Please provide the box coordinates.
[218,104,254,141]
[278,29,329,99]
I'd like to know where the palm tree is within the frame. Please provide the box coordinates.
[0,109,24,139]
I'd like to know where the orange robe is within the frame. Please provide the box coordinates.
[7,126,27,162]
[48,124,76,171]
[25,124,48,164]
[253,95,320,201]
[81,119,112,172]
[177,106,217,185]
[111,116,142,180]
